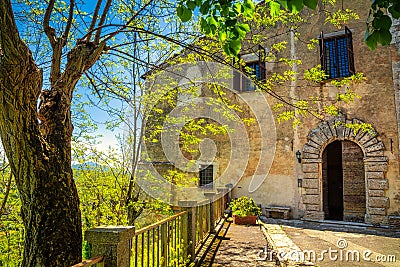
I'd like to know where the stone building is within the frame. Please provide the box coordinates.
[142,0,400,227]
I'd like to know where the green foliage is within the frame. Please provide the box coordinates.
[0,152,23,266]
[177,0,255,55]
[326,8,359,28]
[229,196,261,217]
[365,0,400,49]
[177,0,398,55]
[304,65,328,83]
[335,121,374,135]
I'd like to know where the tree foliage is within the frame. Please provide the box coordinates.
[177,0,400,55]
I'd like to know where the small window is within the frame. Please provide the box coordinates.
[319,27,355,80]
[199,165,213,187]
[233,45,266,92]
[246,61,266,82]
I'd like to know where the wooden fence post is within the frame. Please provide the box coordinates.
[179,200,197,262]
[204,192,217,233]
[85,226,135,267]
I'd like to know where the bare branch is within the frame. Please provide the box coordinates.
[0,163,9,172]
[43,0,57,47]
[94,0,112,43]
[0,172,12,217]
[103,0,154,43]
[62,0,75,46]
[86,0,103,42]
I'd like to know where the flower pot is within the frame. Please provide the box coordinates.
[233,214,258,225]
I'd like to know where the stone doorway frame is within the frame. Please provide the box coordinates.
[301,117,389,225]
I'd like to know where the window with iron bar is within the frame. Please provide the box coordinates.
[233,45,266,92]
[199,165,213,187]
[319,27,355,80]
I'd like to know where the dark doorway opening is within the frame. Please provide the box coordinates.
[323,141,344,220]
[322,140,366,222]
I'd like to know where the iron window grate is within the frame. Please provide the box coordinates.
[320,27,355,80]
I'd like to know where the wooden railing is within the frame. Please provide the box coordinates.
[132,211,188,267]
[74,191,228,267]
[72,255,104,267]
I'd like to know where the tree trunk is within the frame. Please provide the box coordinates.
[0,1,105,266]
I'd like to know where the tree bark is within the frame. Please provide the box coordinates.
[0,1,105,266]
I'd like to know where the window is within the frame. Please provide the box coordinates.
[199,165,213,187]
[319,27,355,80]
[246,61,266,82]
[233,45,266,92]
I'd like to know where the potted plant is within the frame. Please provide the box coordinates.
[229,196,261,225]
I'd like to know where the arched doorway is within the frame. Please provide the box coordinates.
[322,140,366,222]
[301,117,389,225]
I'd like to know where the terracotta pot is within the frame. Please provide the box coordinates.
[233,215,258,225]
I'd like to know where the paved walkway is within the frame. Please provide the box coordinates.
[282,224,400,267]
[212,224,277,266]
[207,218,400,267]
[260,218,400,267]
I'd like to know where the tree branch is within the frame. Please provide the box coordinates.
[62,0,75,46]
[86,0,103,42]
[103,0,154,43]
[43,0,57,48]
[94,0,112,44]
[0,172,12,217]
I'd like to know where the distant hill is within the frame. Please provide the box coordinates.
[72,161,105,170]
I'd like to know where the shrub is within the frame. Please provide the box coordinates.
[229,196,261,217]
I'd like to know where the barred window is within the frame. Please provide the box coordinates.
[233,45,266,92]
[319,27,355,80]
[199,165,213,187]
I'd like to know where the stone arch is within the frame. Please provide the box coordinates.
[301,116,389,225]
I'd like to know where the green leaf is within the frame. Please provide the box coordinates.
[206,15,218,34]
[200,1,210,15]
[363,27,370,42]
[218,30,227,43]
[243,0,255,18]
[177,5,192,22]
[277,0,288,9]
[243,0,255,10]
[377,29,392,46]
[200,17,211,35]
[229,39,242,55]
[234,2,244,14]
[372,15,392,30]
[388,4,400,19]
[235,26,247,39]
[187,1,196,11]
[237,23,250,32]
[226,19,237,27]
[366,31,378,50]
[304,0,318,10]
[288,0,304,13]
[177,5,184,17]
[206,15,218,27]
[269,1,281,16]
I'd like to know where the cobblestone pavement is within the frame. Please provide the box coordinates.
[212,224,277,267]
[279,221,400,267]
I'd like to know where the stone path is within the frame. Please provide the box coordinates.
[212,224,277,267]
[260,217,400,267]
[282,225,400,267]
